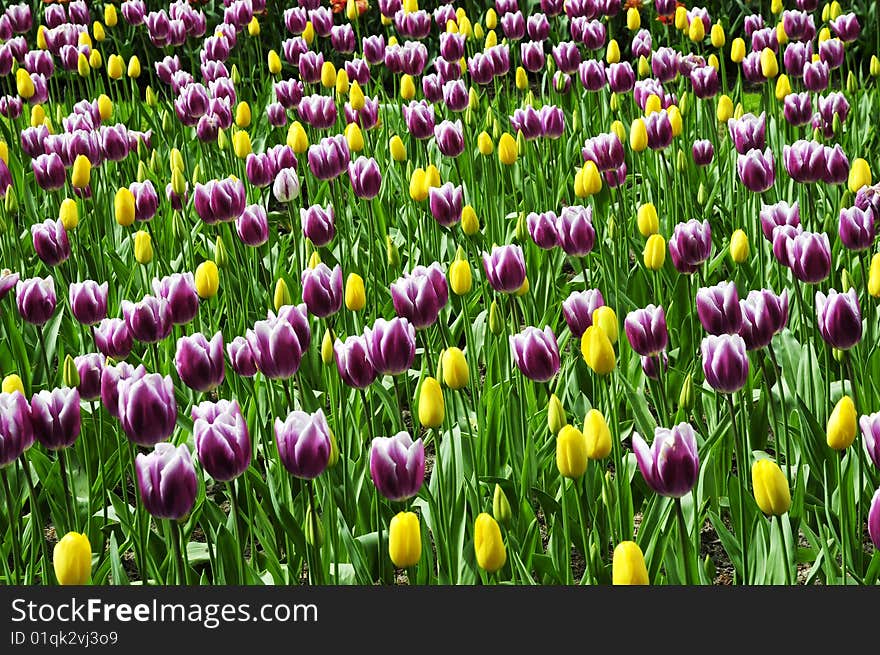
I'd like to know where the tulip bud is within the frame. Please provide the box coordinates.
[676,149,687,173]
[606,39,620,64]
[345,273,366,311]
[62,354,80,389]
[77,52,91,77]
[71,155,91,189]
[108,54,124,80]
[630,118,648,152]
[440,347,469,390]
[4,188,17,214]
[386,235,400,268]
[89,50,103,70]
[248,17,260,36]
[775,74,791,101]
[593,306,618,344]
[840,269,853,294]
[515,66,529,91]
[53,532,92,585]
[581,325,616,375]
[584,409,612,460]
[610,92,620,112]
[557,425,588,479]
[730,38,746,63]
[689,17,706,42]
[233,131,252,159]
[637,203,659,237]
[515,212,528,243]
[716,95,734,123]
[2,373,25,395]
[59,198,79,231]
[345,122,364,152]
[711,22,725,48]
[871,55,880,77]
[752,459,791,516]
[127,56,141,78]
[869,253,880,298]
[492,484,512,525]
[460,205,479,236]
[388,511,421,568]
[449,254,472,296]
[643,234,666,270]
[133,230,153,264]
[195,261,220,299]
[679,373,695,410]
[114,188,135,227]
[827,395,857,450]
[547,394,566,435]
[307,251,321,270]
[848,158,872,193]
[401,74,416,100]
[268,50,282,75]
[474,513,506,573]
[304,504,323,547]
[213,236,229,270]
[638,55,651,78]
[730,229,749,263]
[171,167,187,198]
[489,300,504,335]
[417,377,444,429]
[498,133,518,165]
[612,541,648,585]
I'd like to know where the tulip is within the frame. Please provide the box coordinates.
[739,289,789,350]
[428,183,464,227]
[275,409,332,480]
[697,282,743,335]
[417,377,444,429]
[364,317,416,376]
[341,273,366,312]
[848,158,872,193]
[133,230,152,264]
[333,335,377,389]
[247,312,306,380]
[30,387,81,451]
[633,423,699,497]
[440,347,469,389]
[625,305,668,357]
[730,230,749,263]
[752,459,791,516]
[71,154,91,189]
[787,231,831,283]
[637,203,659,237]
[301,263,343,318]
[53,532,91,585]
[118,373,177,446]
[581,325,615,375]
[16,276,56,325]
[69,281,108,326]
[827,395,857,451]
[136,443,197,519]
[556,206,595,256]
[556,425,588,479]
[644,234,666,270]
[669,220,712,274]
[192,399,250,482]
[701,334,749,393]
[612,541,649,585]
[838,207,874,252]
[482,244,526,293]
[737,148,776,193]
[497,132,517,165]
[0,390,33,467]
[175,332,225,393]
[193,261,219,300]
[860,413,880,469]
[388,512,421,568]
[474,513,506,573]
[562,289,604,338]
[583,409,612,460]
[122,295,172,343]
[869,489,880,551]
[370,431,425,501]
[509,326,560,382]
[31,219,70,267]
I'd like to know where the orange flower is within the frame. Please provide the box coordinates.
[657,1,687,24]
[331,0,369,14]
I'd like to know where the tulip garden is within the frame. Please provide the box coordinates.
[1,0,880,587]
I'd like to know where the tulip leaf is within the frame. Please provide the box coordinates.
[109,532,128,586]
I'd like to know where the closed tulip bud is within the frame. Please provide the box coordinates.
[830,2,842,19]
[730,229,749,263]
[515,66,529,90]
[400,74,416,100]
[345,273,366,311]
[674,6,688,29]
[708,54,720,70]
[489,485,512,526]
[489,300,504,335]
[348,81,365,111]
[752,459,791,516]
[827,395,857,450]
[53,532,92,585]
[848,158,871,193]
[307,251,322,270]
[731,38,746,63]
[638,55,651,78]
[474,513,506,573]
[195,261,219,299]
[576,161,602,198]
[679,373,695,410]
[869,254,880,298]
[104,4,118,27]
[303,503,323,548]
[630,118,648,152]
[127,56,141,78]
[2,373,25,396]
[581,325,616,375]
[71,155,91,189]
[77,52,91,77]
[449,258,472,296]
[235,101,252,128]
[214,236,228,270]
[4,188,17,214]
[59,199,79,231]
[584,409,612,459]
[233,131,252,159]
[668,106,683,137]
[612,541,649,585]
[774,74,791,101]
[461,205,479,236]
[320,61,337,89]
[547,394,566,435]
[345,122,364,152]
[645,94,662,116]
[108,55,124,79]
[611,121,626,145]
[771,0,782,12]
[89,50,102,69]
[268,50,282,75]
[593,306,619,344]
[711,23,725,47]
[386,235,400,268]
[689,18,706,42]
[114,188,135,227]
[761,48,778,78]
[871,56,880,77]
[605,39,620,64]
[475,131,493,156]
[716,95,733,123]
[637,203,659,237]
[170,168,187,199]
[409,168,428,201]
[498,133,518,165]
[62,354,80,389]
[389,511,421,568]
[556,425,588,479]
[0,141,6,165]
[676,149,687,172]
[133,231,152,264]
[418,377,444,429]
[388,135,406,162]
[481,27,493,46]
[30,105,45,129]
[441,347,469,390]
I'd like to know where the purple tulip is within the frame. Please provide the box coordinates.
[783,10,816,42]
[128,180,159,222]
[68,280,108,326]
[345,96,379,128]
[737,148,776,193]
[273,167,301,203]
[370,432,425,501]
[152,273,199,326]
[483,244,527,293]
[783,92,812,126]
[606,62,635,93]
[692,140,714,166]
[578,59,606,91]
[631,28,652,58]
[121,295,173,344]
[633,423,699,498]
[442,79,469,112]
[297,94,337,129]
[521,40,545,72]
[428,183,464,227]
[235,204,269,247]
[364,317,416,376]
[562,289,604,337]
[783,42,812,77]
[527,211,559,250]
[803,59,829,92]
[641,351,668,380]
[275,408,332,480]
[32,153,65,191]
[838,206,874,252]
[760,201,801,241]
[301,263,343,318]
[816,288,862,350]
[192,399,250,482]
[751,27,778,54]
[510,106,543,140]
[403,100,435,140]
[830,13,860,43]
[771,225,802,268]
[859,413,880,469]
[246,314,304,380]
[226,336,257,378]
[739,289,789,350]
[136,443,197,519]
[697,282,743,336]
[701,334,749,393]
[118,373,177,446]
[245,153,274,188]
[16,276,56,325]
[509,326,560,382]
[870,489,880,551]
[555,205,596,256]
[645,111,673,150]
[390,264,448,330]
[0,391,33,466]
[175,331,225,393]
[581,132,624,171]
[194,177,246,224]
[301,204,335,247]
[625,305,668,357]
[30,387,80,451]
[307,135,350,181]
[652,47,681,83]
[348,156,382,199]
[690,65,719,99]
[669,220,712,274]
[434,120,465,158]
[786,231,831,283]
[333,335,377,389]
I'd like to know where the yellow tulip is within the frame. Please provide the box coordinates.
[59,198,79,231]
[409,168,429,201]
[760,47,778,78]
[0,140,7,165]
[581,325,616,375]
[440,347,469,390]
[287,121,309,153]
[556,425,589,479]
[871,55,880,77]
[93,22,106,42]
[404,0,419,11]
[574,160,602,198]
[688,18,705,42]
[637,203,659,237]
[547,394,566,435]
[630,118,648,152]
[133,230,153,265]
[268,49,282,75]
[474,513,506,573]
[775,74,791,100]
[30,104,46,129]
[611,120,626,143]
[388,512,421,568]
[827,395,857,450]
[2,374,25,396]
[127,55,141,78]
[612,541,649,585]
[105,4,118,27]
[335,69,349,95]
[638,55,651,78]
[345,122,364,153]
[515,66,529,91]
[667,106,683,137]
[114,188,135,227]
[708,53,720,70]
[233,131,252,159]
[485,8,497,30]
[449,256,473,296]
[320,61,337,88]
[583,409,612,460]
[777,22,788,46]
[752,459,791,516]
[78,31,92,48]
[248,17,260,36]
[644,94,662,116]
[711,22,725,48]
[417,377,444,429]
[461,205,480,235]
[458,16,472,38]
[37,25,48,50]
[848,158,872,193]
[606,39,620,64]
[320,330,334,365]
[349,81,365,110]
[626,7,641,31]
[818,28,831,44]
[389,135,407,162]
[145,85,158,107]
[235,102,252,128]
[477,131,494,155]
[870,253,880,298]
[674,6,688,30]
[16,69,35,99]
[344,273,366,311]
[830,1,842,20]
[97,94,112,121]
[771,0,783,13]
[592,306,618,344]
[425,164,441,189]
[171,167,187,197]
[400,74,416,100]
[644,234,666,270]
[53,532,92,585]
[729,229,749,264]
[483,28,496,48]
[733,101,744,120]
[716,95,734,123]
[71,155,91,189]
[195,261,220,299]
[308,251,321,269]
[730,38,746,63]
